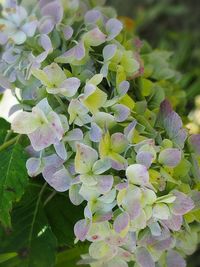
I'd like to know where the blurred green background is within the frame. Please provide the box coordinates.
[108,0,200,265]
[109,0,200,115]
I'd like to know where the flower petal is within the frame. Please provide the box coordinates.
[158,148,181,167]
[106,18,123,41]
[75,143,98,174]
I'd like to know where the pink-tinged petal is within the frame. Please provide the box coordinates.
[106,18,123,41]
[89,122,102,142]
[75,143,98,174]
[26,158,42,177]
[162,214,183,231]
[96,175,113,194]
[84,27,106,47]
[74,219,91,241]
[84,9,102,25]
[113,211,130,234]
[103,44,117,61]
[50,167,72,192]
[63,25,73,40]
[28,124,58,151]
[166,250,186,267]
[39,18,54,34]
[158,148,181,167]
[44,154,64,167]
[112,104,130,122]
[39,34,52,52]
[116,182,129,191]
[60,77,80,97]
[94,211,113,222]
[21,20,38,37]
[69,184,84,206]
[110,153,128,170]
[151,237,174,251]
[56,41,85,64]
[127,198,142,220]
[188,134,200,155]
[111,133,128,153]
[48,111,64,139]
[126,164,150,186]
[135,247,155,267]
[41,1,63,24]
[171,191,194,215]
[54,141,67,160]
[136,151,153,169]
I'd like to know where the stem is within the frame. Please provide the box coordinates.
[28,182,47,244]
[0,135,20,152]
[43,191,57,207]
[4,130,13,142]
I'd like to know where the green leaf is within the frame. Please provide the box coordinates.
[55,245,89,267]
[0,118,10,145]
[0,252,17,264]
[0,183,57,267]
[0,142,28,227]
[44,192,84,246]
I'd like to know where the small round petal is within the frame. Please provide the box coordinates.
[39,34,53,52]
[92,158,111,175]
[89,122,102,142]
[166,250,186,267]
[171,191,194,215]
[54,141,67,160]
[75,143,98,174]
[69,184,84,206]
[89,241,113,260]
[84,27,106,47]
[42,1,63,24]
[162,214,183,231]
[136,151,154,169]
[21,20,37,37]
[126,164,150,186]
[26,157,42,177]
[12,112,40,134]
[158,148,181,167]
[111,133,128,153]
[103,44,117,61]
[106,18,123,41]
[48,167,72,192]
[113,211,130,236]
[59,77,80,97]
[74,219,91,241]
[96,175,113,194]
[153,203,170,220]
[11,31,27,45]
[135,247,155,267]
[39,18,54,34]
[112,104,130,122]
[84,9,102,25]
[63,25,73,40]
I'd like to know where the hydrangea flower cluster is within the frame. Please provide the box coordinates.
[1,0,200,266]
